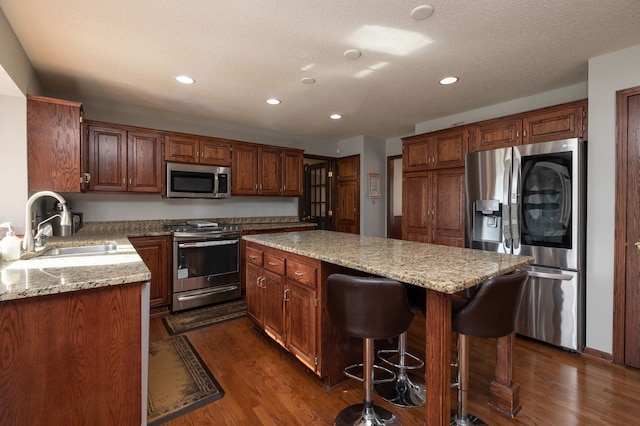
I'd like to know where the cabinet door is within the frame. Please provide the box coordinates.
[258,147,281,195]
[231,143,258,194]
[523,103,586,145]
[402,172,431,242]
[286,280,318,372]
[472,117,522,152]
[27,96,83,192]
[281,149,304,196]
[164,133,199,163]
[431,127,468,169]
[130,236,171,308]
[402,136,431,172]
[262,269,286,346]
[127,131,163,193]
[432,168,465,247]
[200,138,232,166]
[246,263,264,327]
[87,125,128,191]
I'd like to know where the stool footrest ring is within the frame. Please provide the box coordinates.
[344,363,397,384]
[377,349,425,370]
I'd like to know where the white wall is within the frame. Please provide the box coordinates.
[587,44,640,354]
[0,92,27,230]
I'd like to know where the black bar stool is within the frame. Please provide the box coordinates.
[327,274,415,426]
[375,284,426,408]
[450,269,529,426]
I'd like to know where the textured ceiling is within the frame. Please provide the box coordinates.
[2,0,640,140]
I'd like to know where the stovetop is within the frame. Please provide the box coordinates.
[165,220,242,234]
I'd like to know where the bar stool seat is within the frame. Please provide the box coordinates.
[327,274,415,426]
[450,269,529,426]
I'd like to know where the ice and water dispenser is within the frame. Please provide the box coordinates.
[472,200,502,243]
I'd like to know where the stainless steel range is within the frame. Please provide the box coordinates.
[165,220,242,312]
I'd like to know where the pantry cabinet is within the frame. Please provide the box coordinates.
[231,143,304,196]
[86,121,163,193]
[130,236,171,310]
[26,95,84,192]
[164,132,231,166]
[471,99,587,151]
[402,126,469,172]
[402,167,465,247]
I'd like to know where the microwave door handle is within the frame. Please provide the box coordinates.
[214,173,219,196]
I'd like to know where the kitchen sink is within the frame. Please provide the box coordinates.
[39,243,118,257]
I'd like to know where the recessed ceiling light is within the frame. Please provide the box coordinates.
[411,5,434,20]
[266,98,281,105]
[344,49,362,60]
[176,75,195,84]
[301,77,316,84]
[439,76,458,85]
[330,114,342,120]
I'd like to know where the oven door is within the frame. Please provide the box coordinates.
[172,235,241,311]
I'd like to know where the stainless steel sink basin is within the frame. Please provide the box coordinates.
[40,243,118,257]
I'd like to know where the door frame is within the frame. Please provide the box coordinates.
[300,154,337,231]
[613,85,640,365]
[387,155,402,239]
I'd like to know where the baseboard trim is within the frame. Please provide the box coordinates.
[582,346,613,362]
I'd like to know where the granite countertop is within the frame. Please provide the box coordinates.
[0,236,150,302]
[0,216,314,302]
[243,230,534,294]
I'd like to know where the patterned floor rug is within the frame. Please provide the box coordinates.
[162,299,247,335]
[147,335,224,425]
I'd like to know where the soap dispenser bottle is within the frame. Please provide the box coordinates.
[0,222,21,261]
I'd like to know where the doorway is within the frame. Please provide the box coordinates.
[387,155,402,239]
[614,85,640,368]
[300,156,336,231]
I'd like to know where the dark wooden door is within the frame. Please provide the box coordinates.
[130,236,170,309]
[231,143,258,195]
[616,87,640,368]
[87,125,127,191]
[127,131,163,193]
[336,155,360,234]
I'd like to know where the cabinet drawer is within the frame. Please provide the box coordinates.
[246,247,263,266]
[264,253,285,275]
[286,260,317,288]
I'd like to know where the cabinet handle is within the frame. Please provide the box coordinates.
[249,255,258,259]
[122,178,126,185]
[268,261,278,266]
[129,178,132,185]
[294,271,304,276]
[283,287,290,301]
[259,277,266,288]
[523,129,527,137]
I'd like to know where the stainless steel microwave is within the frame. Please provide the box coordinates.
[165,162,231,199]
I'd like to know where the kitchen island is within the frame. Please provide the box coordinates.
[243,230,534,425]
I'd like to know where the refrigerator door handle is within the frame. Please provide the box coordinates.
[503,157,512,250]
[511,154,521,250]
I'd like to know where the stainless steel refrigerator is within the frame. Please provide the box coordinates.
[465,138,586,351]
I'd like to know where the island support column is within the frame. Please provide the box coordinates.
[489,332,521,417]
[424,289,452,424]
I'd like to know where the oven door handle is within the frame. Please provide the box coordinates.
[178,239,239,249]
[176,285,240,301]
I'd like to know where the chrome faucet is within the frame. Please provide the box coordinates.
[23,191,71,253]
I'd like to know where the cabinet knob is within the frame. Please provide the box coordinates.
[634,241,640,251]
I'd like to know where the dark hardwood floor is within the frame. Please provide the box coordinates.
[149,312,640,425]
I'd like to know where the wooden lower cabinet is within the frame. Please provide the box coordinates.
[245,241,360,387]
[0,283,144,424]
[130,235,171,309]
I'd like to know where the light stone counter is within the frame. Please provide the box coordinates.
[0,237,150,302]
[243,230,534,293]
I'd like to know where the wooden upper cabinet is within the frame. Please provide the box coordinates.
[231,143,304,196]
[472,117,523,151]
[471,99,587,152]
[164,132,231,166]
[522,102,587,145]
[86,121,162,193]
[27,95,83,192]
[402,127,469,172]
[231,143,259,195]
[281,149,304,196]
[258,146,281,195]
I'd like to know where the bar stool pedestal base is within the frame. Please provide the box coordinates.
[375,371,426,407]
[334,404,401,426]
